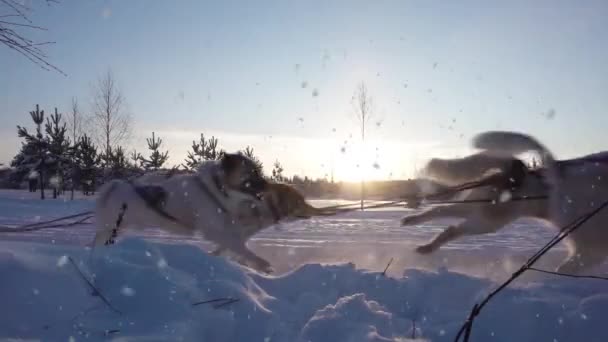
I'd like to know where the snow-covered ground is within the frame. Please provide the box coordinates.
[1,189,607,341]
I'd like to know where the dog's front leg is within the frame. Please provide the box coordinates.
[401,204,469,226]
[210,247,225,256]
[229,243,273,273]
[415,217,500,254]
[415,225,465,254]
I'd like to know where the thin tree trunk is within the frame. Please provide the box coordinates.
[360,122,365,211]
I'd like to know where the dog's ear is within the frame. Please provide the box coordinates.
[220,153,241,175]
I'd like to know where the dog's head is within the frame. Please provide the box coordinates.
[219,153,268,197]
[262,183,332,220]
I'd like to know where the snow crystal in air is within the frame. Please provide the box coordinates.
[301,81,308,88]
[499,191,512,202]
[33,288,40,295]
[57,255,69,267]
[145,251,152,257]
[312,89,319,97]
[581,313,588,320]
[158,258,168,269]
[121,286,136,296]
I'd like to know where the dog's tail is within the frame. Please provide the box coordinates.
[422,153,516,186]
[473,131,559,185]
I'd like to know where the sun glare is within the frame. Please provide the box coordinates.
[333,141,387,182]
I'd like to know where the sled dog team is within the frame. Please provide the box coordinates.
[93,131,608,274]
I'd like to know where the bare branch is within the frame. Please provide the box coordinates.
[0,0,65,75]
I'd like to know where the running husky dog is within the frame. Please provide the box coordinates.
[473,131,608,274]
[93,154,330,272]
[402,152,550,255]
[404,131,608,274]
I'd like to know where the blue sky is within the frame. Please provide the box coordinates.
[2,0,608,180]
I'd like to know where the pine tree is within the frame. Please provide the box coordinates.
[106,146,130,179]
[74,134,101,195]
[205,136,223,160]
[240,146,264,174]
[16,104,49,199]
[45,108,70,198]
[183,134,224,170]
[10,139,38,189]
[141,132,169,170]
[130,149,143,167]
[271,160,284,182]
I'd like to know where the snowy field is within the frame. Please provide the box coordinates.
[1,189,608,341]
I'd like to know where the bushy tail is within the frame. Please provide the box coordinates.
[422,153,516,186]
[473,131,558,185]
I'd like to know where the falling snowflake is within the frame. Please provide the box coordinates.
[340,146,346,153]
[301,81,308,88]
[403,83,408,88]
[372,162,380,169]
[57,255,69,267]
[312,89,319,97]
[433,62,438,69]
[158,258,168,268]
[121,286,136,297]
[145,251,152,257]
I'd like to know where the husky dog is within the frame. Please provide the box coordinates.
[472,131,608,274]
[93,155,329,272]
[402,151,550,255]
[93,153,271,269]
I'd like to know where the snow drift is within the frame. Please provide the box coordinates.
[1,237,607,342]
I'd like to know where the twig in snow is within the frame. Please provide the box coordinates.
[192,297,237,306]
[68,256,122,314]
[382,257,393,276]
[192,297,239,309]
[213,298,240,309]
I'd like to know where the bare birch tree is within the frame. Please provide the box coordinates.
[91,69,132,164]
[353,82,373,210]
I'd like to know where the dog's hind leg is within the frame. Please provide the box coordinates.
[401,204,471,226]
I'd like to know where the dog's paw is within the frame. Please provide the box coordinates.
[415,244,436,255]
